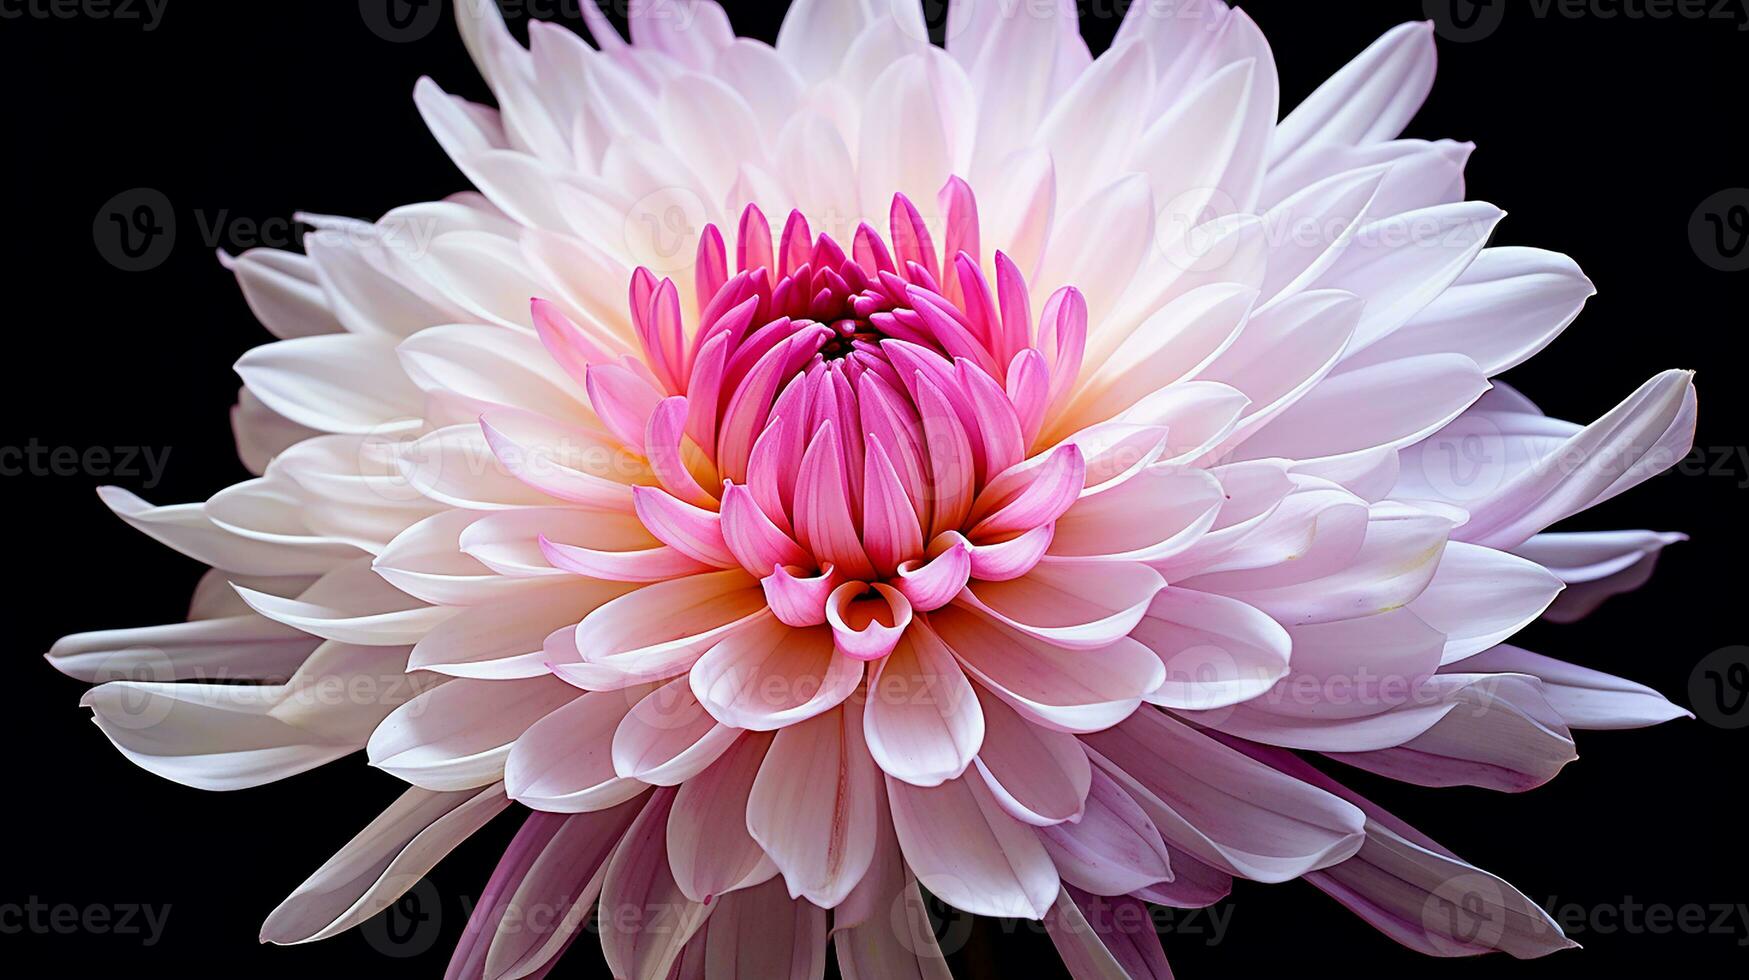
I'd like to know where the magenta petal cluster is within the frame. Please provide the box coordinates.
[50,1,1700,977]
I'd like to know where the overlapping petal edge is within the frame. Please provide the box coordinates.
[50,1,1700,977]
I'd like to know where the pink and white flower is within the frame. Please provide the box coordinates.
[51,2,1698,976]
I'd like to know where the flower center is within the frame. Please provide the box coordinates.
[537,186,1091,659]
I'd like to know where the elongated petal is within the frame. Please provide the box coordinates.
[477,797,647,980]
[959,560,1162,650]
[690,618,863,731]
[793,422,878,579]
[1459,370,1698,549]
[1045,886,1175,980]
[612,677,742,785]
[504,687,648,812]
[599,788,712,980]
[556,571,767,690]
[1085,709,1366,882]
[973,686,1093,827]
[667,731,778,903]
[1133,587,1291,711]
[1040,769,1174,897]
[886,772,1059,919]
[748,700,881,908]
[262,784,509,944]
[930,603,1163,734]
[864,622,985,787]
[1455,645,1691,730]
[894,535,973,610]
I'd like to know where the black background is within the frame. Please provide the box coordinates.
[2,1,1745,976]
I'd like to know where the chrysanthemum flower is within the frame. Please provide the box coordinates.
[51,1,1699,976]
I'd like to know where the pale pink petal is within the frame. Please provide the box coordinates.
[1346,247,1594,376]
[631,485,736,568]
[503,687,648,812]
[1199,503,1454,628]
[1045,885,1175,980]
[373,510,544,606]
[540,535,717,583]
[1272,21,1437,167]
[481,795,647,979]
[1245,743,1577,958]
[365,676,578,792]
[886,772,1060,920]
[479,408,647,510]
[747,700,880,908]
[448,797,643,980]
[928,603,1164,734]
[1453,645,1690,730]
[261,783,509,944]
[968,443,1085,538]
[1085,709,1366,882]
[410,581,632,679]
[1049,466,1225,563]
[598,788,712,980]
[1459,370,1698,549]
[833,877,953,980]
[699,877,829,979]
[460,507,646,579]
[690,618,864,731]
[611,677,743,785]
[864,622,985,787]
[555,571,767,690]
[667,731,779,903]
[761,564,839,627]
[961,524,1054,582]
[1039,768,1174,897]
[1132,587,1291,711]
[958,560,1163,650]
[721,483,809,577]
[893,534,973,610]
[1324,673,1577,792]
[644,397,717,507]
[972,685,1092,826]
[1409,542,1563,664]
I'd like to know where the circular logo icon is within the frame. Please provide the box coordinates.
[85,645,178,731]
[359,0,445,44]
[622,186,712,274]
[1415,415,1507,503]
[888,882,973,957]
[1154,643,1244,727]
[1689,189,1749,273]
[93,188,175,272]
[1154,186,1244,275]
[360,876,443,958]
[1420,871,1508,955]
[1689,645,1749,729]
[1423,0,1506,43]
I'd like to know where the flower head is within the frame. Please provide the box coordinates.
[51,1,1699,976]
